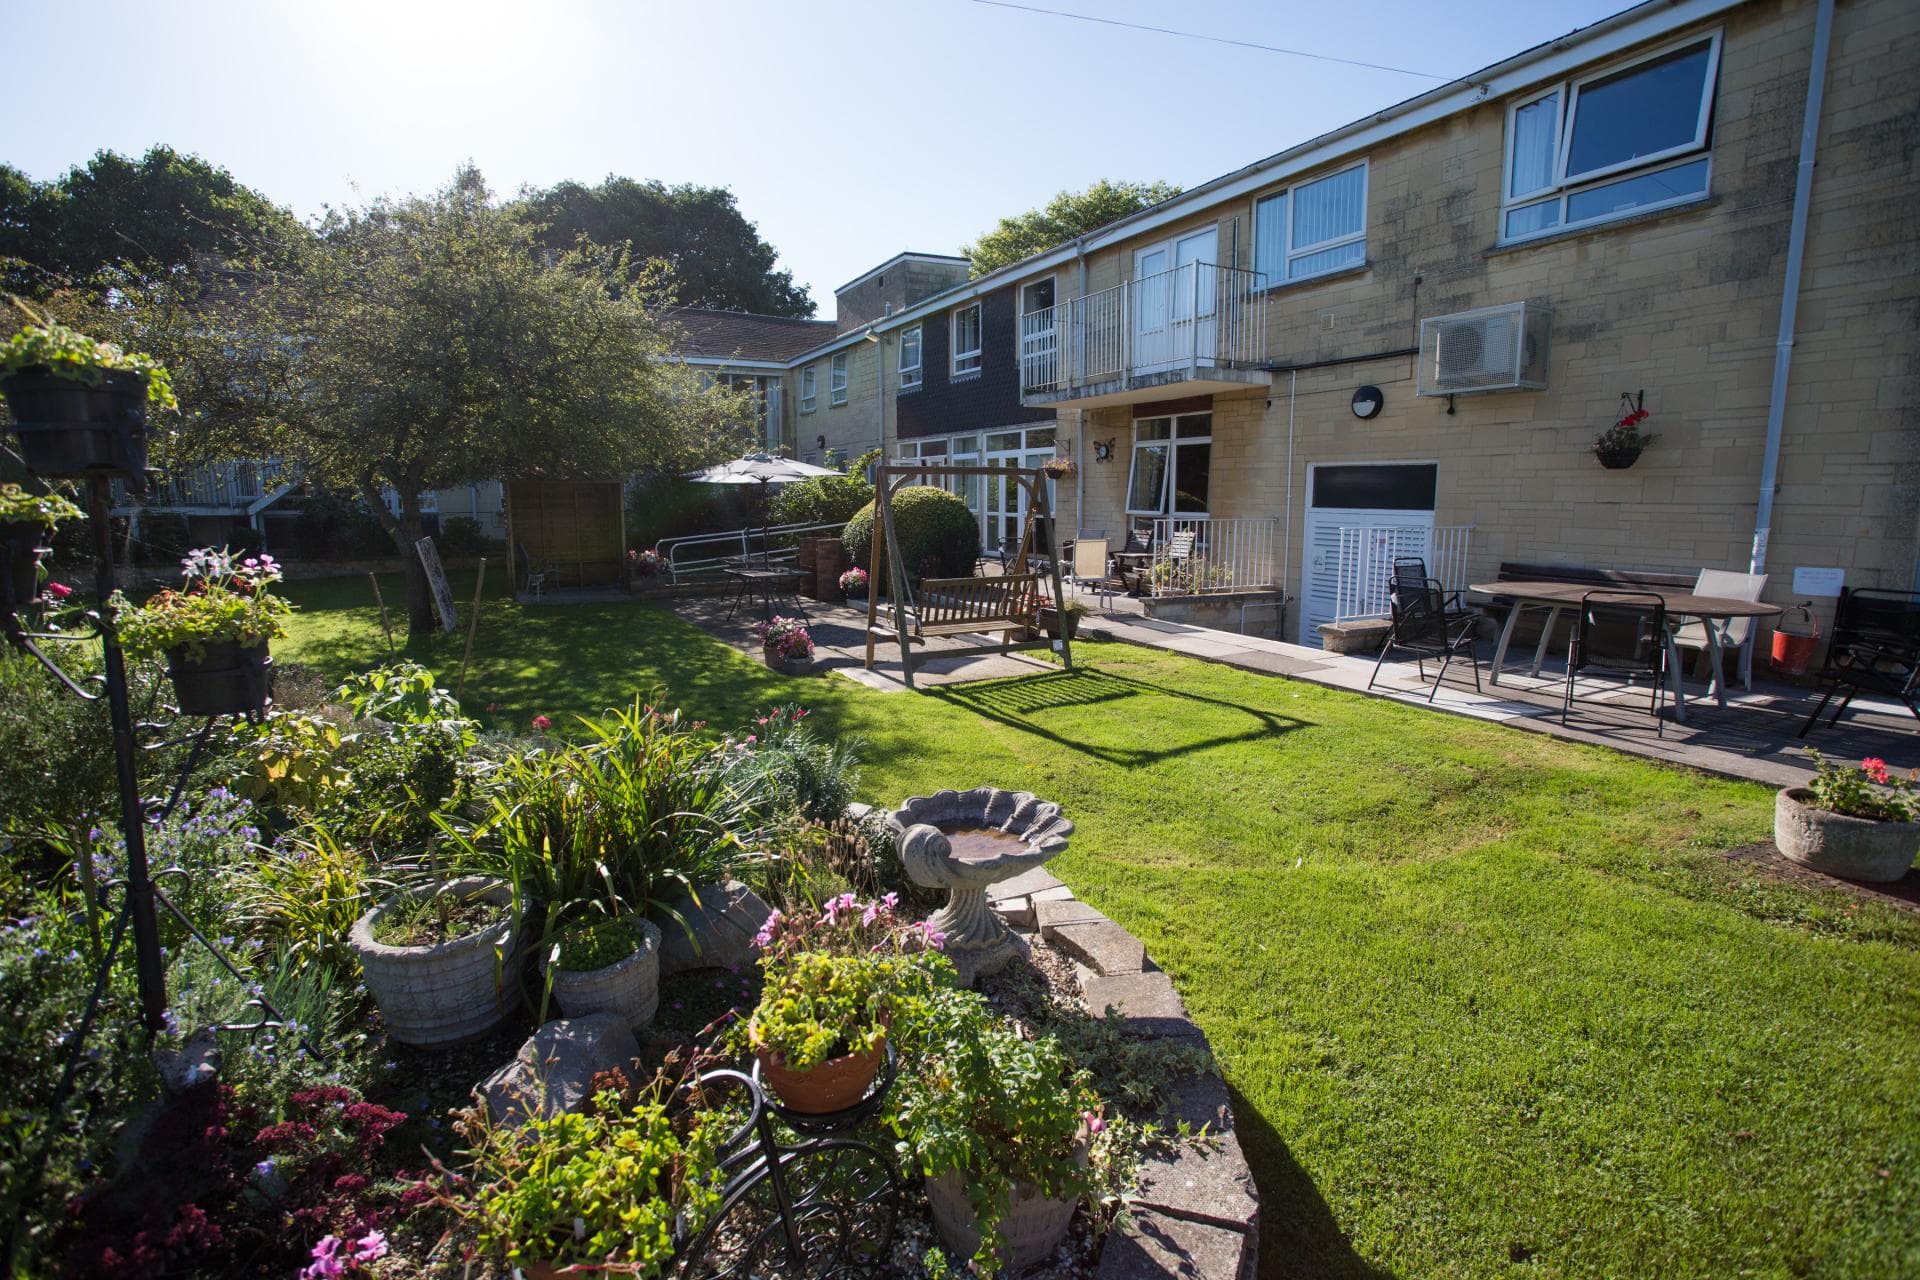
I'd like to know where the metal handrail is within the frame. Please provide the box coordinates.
[1146,515,1278,596]
[656,520,849,583]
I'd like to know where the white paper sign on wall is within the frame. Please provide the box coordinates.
[1791,566,1846,597]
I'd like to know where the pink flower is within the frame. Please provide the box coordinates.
[485,702,500,713]
[351,1231,388,1262]
[300,1236,345,1280]
[45,581,72,599]
[1081,1109,1107,1135]
[1862,757,1891,785]
[531,714,552,732]
[744,734,757,746]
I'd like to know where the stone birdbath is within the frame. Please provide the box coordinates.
[891,788,1072,985]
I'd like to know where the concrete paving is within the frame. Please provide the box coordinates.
[1078,607,1916,788]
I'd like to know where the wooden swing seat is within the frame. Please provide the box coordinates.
[909,573,1041,639]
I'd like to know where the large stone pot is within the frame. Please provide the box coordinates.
[544,919,662,1032]
[350,877,520,1046]
[1775,788,1918,883]
[925,1146,1086,1270]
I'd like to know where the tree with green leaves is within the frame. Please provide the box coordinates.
[0,147,299,297]
[150,168,753,637]
[961,179,1183,276]
[518,177,813,317]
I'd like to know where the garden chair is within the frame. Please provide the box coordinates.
[1368,576,1482,703]
[1670,568,1767,693]
[1069,537,1112,608]
[1798,587,1920,737]
[1563,590,1670,737]
[515,542,549,602]
[1111,525,1154,594]
[1391,556,1475,627]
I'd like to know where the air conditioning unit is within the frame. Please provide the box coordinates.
[1417,301,1551,396]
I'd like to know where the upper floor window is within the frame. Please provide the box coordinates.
[800,365,817,414]
[899,325,922,391]
[1253,162,1367,285]
[1502,33,1720,243]
[951,303,982,376]
[830,353,848,405]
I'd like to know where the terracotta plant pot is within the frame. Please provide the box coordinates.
[1775,787,1918,883]
[755,1035,886,1114]
[545,919,663,1032]
[1,368,150,478]
[349,877,520,1046]
[165,641,272,717]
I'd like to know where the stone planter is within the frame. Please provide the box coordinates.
[925,1146,1085,1270]
[544,919,662,1032]
[1775,788,1917,883]
[350,877,520,1046]
[1036,606,1082,641]
[764,647,813,675]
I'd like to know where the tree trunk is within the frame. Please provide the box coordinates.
[358,474,436,640]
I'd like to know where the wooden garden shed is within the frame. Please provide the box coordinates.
[505,479,626,590]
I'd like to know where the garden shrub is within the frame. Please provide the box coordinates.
[285,491,395,560]
[769,449,877,527]
[624,473,755,551]
[730,704,862,826]
[434,515,501,558]
[840,485,980,582]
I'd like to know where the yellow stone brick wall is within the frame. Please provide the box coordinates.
[1036,0,1919,637]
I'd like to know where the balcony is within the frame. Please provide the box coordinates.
[1020,263,1270,408]
[113,457,298,515]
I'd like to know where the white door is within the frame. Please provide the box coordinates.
[1299,462,1441,646]
[1131,227,1217,375]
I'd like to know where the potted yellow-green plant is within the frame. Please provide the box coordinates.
[0,482,83,608]
[0,322,177,478]
[542,913,665,1032]
[113,547,291,716]
[1775,750,1918,882]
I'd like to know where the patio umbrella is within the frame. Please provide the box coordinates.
[685,451,842,560]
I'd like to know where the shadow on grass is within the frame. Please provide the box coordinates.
[928,667,1303,768]
[1229,1080,1400,1280]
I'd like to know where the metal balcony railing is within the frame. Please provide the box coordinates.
[1332,524,1475,621]
[1021,263,1268,397]
[119,457,297,511]
[1146,516,1278,596]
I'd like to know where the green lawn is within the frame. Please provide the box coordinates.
[281,573,1920,1279]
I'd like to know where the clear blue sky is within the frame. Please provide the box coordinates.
[3,0,1633,311]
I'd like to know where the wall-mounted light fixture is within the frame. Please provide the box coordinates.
[1351,385,1383,420]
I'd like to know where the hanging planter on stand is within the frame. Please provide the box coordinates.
[113,548,290,718]
[0,484,85,612]
[0,324,179,487]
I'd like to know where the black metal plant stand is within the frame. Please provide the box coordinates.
[0,466,322,1271]
[677,1045,905,1278]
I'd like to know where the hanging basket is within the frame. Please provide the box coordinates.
[1593,442,1646,470]
[165,641,272,716]
[1,368,150,478]
[1,520,47,608]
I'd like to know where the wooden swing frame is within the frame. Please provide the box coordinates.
[863,462,1074,688]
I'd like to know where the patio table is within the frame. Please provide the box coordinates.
[1468,580,1782,722]
[723,562,805,623]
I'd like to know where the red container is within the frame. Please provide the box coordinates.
[1770,603,1819,676]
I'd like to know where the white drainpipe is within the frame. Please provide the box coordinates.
[1750,0,1834,576]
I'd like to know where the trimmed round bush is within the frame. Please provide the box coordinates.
[841,486,981,582]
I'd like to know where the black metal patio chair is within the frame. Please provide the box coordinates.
[1367,577,1483,703]
[1798,587,1920,737]
[1391,556,1477,628]
[1563,590,1669,737]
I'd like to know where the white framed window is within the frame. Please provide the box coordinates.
[1253,162,1367,286]
[1501,32,1720,243]
[800,365,817,414]
[830,353,848,406]
[951,303,982,376]
[898,325,922,391]
[1125,413,1212,516]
